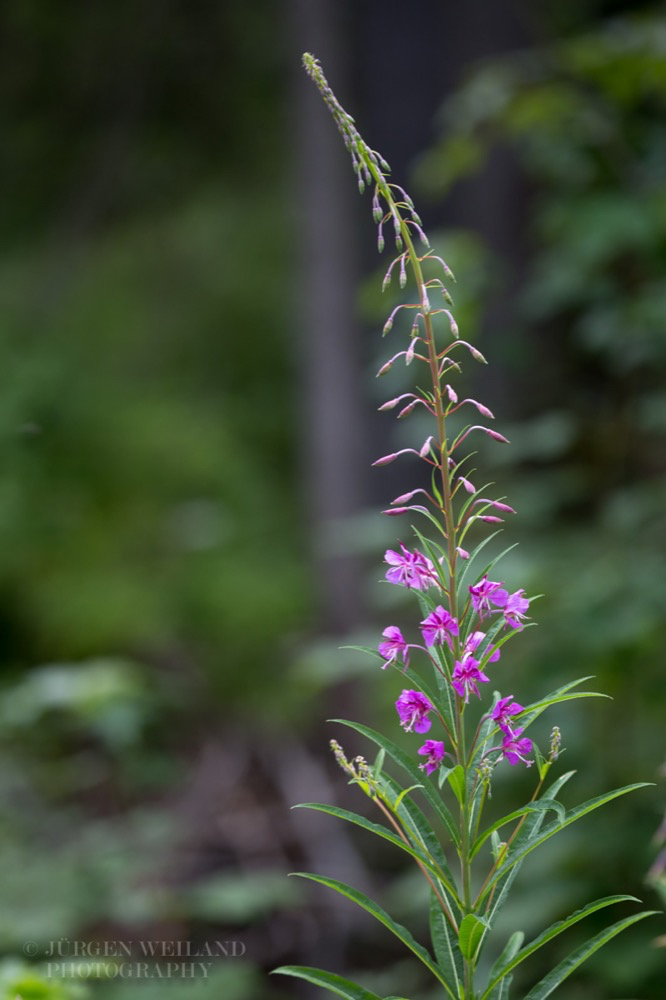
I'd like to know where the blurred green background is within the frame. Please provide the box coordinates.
[0,1,664,999]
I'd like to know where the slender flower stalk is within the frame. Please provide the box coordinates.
[275,54,656,1000]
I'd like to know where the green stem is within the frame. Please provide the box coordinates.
[359,157,476,998]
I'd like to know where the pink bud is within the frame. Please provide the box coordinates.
[405,338,417,364]
[456,546,470,560]
[382,507,412,516]
[445,384,458,404]
[372,453,398,467]
[419,435,435,458]
[477,515,504,523]
[464,398,494,419]
[459,477,476,494]
[485,429,510,444]
[392,490,420,504]
[444,310,459,338]
[378,394,411,412]
[398,400,419,418]
[376,359,393,377]
[477,499,516,514]
[399,255,407,288]
[467,343,487,363]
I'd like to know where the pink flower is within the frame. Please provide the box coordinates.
[395,689,434,734]
[418,739,445,776]
[378,626,409,668]
[452,656,490,703]
[420,606,458,648]
[384,544,439,590]
[498,589,530,629]
[469,575,508,619]
[491,695,524,733]
[502,728,533,766]
[464,630,500,665]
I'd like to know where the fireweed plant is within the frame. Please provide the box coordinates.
[274,55,657,1000]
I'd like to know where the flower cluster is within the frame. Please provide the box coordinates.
[379,543,532,773]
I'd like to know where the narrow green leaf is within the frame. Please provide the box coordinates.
[480,895,640,999]
[373,748,386,779]
[522,911,658,1000]
[394,783,425,809]
[490,830,504,861]
[413,525,449,568]
[272,965,382,1000]
[332,719,461,848]
[459,913,489,961]
[448,765,466,806]
[293,872,457,997]
[341,644,384,660]
[430,891,463,997]
[379,773,461,909]
[472,800,566,860]
[480,783,652,903]
[294,802,452,891]
[516,676,608,732]
[456,530,503,596]
[479,773,576,947]
[438,764,455,790]
[485,931,524,1000]
[533,742,548,780]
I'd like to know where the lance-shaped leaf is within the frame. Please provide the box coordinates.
[479,895,640,999]
[272,965,382,1000]
[379,773,462,915]
[479,782,652,904]
[459,912,490,961]
[485,931,524,1000]
[522,910,658,1000]
[332,719,461,848]
[455,530,504,596]
[515,676,609,731]
[472,799,566,860]
[294,802,457,898]
[478,772,576,950]
[292,872,457,998]
[430,891,464,997]
[448,765,466,807]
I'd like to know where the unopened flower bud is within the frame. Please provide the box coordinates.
[486,429,510,444]
[372,452,398,466]
[419,435,434,458]
[549,726,561,762]
[444,310,458,338]
[378,394,410,412]
[399,255,407,288]
[465,398,495,419]
[398,400,418,418]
